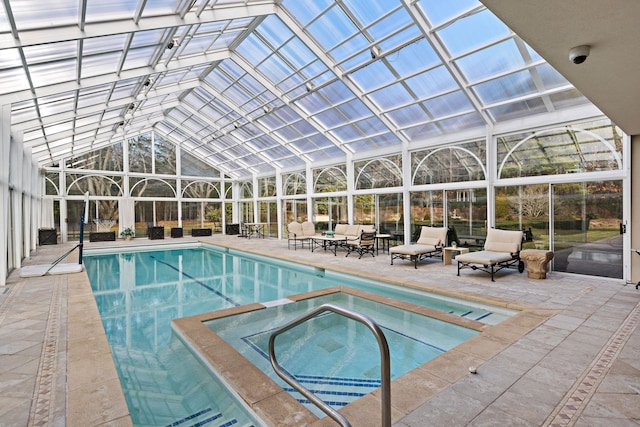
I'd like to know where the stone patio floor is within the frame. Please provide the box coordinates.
[1,234,639,426]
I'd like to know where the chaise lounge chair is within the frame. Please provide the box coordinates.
[390,226,448,268]
[454,228,525,281]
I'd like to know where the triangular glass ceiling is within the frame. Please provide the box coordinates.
[4,0,589,178]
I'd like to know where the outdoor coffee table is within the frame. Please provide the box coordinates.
[310,235,348,256]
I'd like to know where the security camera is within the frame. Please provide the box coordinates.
[569,45,590,64]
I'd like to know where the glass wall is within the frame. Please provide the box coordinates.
[495,184,549,250]
[552,181,622,278]
[410,190,444,240]
[181,202,222,234]
[134,201,178,236]
[44,120,628,280]
[258,201,278,237]
[312,196,347,231]
[282,199,308,224]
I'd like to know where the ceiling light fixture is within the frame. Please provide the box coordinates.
[305,82,314,92]
[167,38,179,50]
[370,46,380,59]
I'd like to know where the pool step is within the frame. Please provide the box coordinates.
[285,374,381,408]
[166,407,254,427]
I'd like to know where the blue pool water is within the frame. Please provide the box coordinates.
[85,244,514,426]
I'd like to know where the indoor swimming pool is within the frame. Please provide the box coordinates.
[84,243,516,426]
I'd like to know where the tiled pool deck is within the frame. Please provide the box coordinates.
[2,235,639,426]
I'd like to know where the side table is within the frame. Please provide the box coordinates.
[443,246,469,265]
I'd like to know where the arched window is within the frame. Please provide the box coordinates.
[355,155,402,189]
[240,181,253,199]
[66,174,123,196]
[182,181,221,199]
[258,176,276,197]
[497,120,623,179]
[283,172,306,195]
[412,141,486,185]
[130,178,176,197]
[313,166,347,193]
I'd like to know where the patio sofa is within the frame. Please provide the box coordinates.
[287,221,316,250]
[390,226,448,268]
[454,228,525,281]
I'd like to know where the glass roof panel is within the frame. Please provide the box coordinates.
[389,40,441,76]
[82,51,122,77]
[455,39,525,82]
[416,0,479,27]
[536,63,571,90]
[403,122,440,140]
[281,0,333,26]
[424,91,474,118]
[260,15,294,47]
[85,0,136,22]
[405,66,459,98]
[2,0,599,175]
[0,66,30,94]
[306,4,360,55]
[376,26,422,56]
[235,33,271,65]
[436,112,486,134]
[437,9,510,56]
[10,0,77,30]
[139,0,176,17]
[548,90,590,110]
[473,70,537,105]
[488,97,547,122]
[368,83,414,110]
[349,61,397,92]
[386,104,427,128]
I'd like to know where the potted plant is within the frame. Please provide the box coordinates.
[120,227,135,240]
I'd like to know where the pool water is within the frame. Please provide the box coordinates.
[85,244,514,426]
[207,292,478,415]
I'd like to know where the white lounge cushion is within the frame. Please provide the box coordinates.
[416,226,447,246]
[334,224,348,235]
[344,224,360,237]
[455,251,513,265]
[484,241,519,253]
[288,222,302,235]
[483,228,523,253]
[301,221,316,236]
[390,244,438,256]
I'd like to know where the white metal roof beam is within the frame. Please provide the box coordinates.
[0,2,276,49]
[162,112,265,177]
[275,6,409,147]
[24,99,180,149]
[1,50,231,105]
[191,81,309,162]
[13,81,200,130]
[231,53,351,156]
[401,0,493,127]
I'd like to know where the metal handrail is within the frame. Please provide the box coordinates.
[268,303,391,427]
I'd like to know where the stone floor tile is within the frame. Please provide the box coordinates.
[490,389,555,424]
